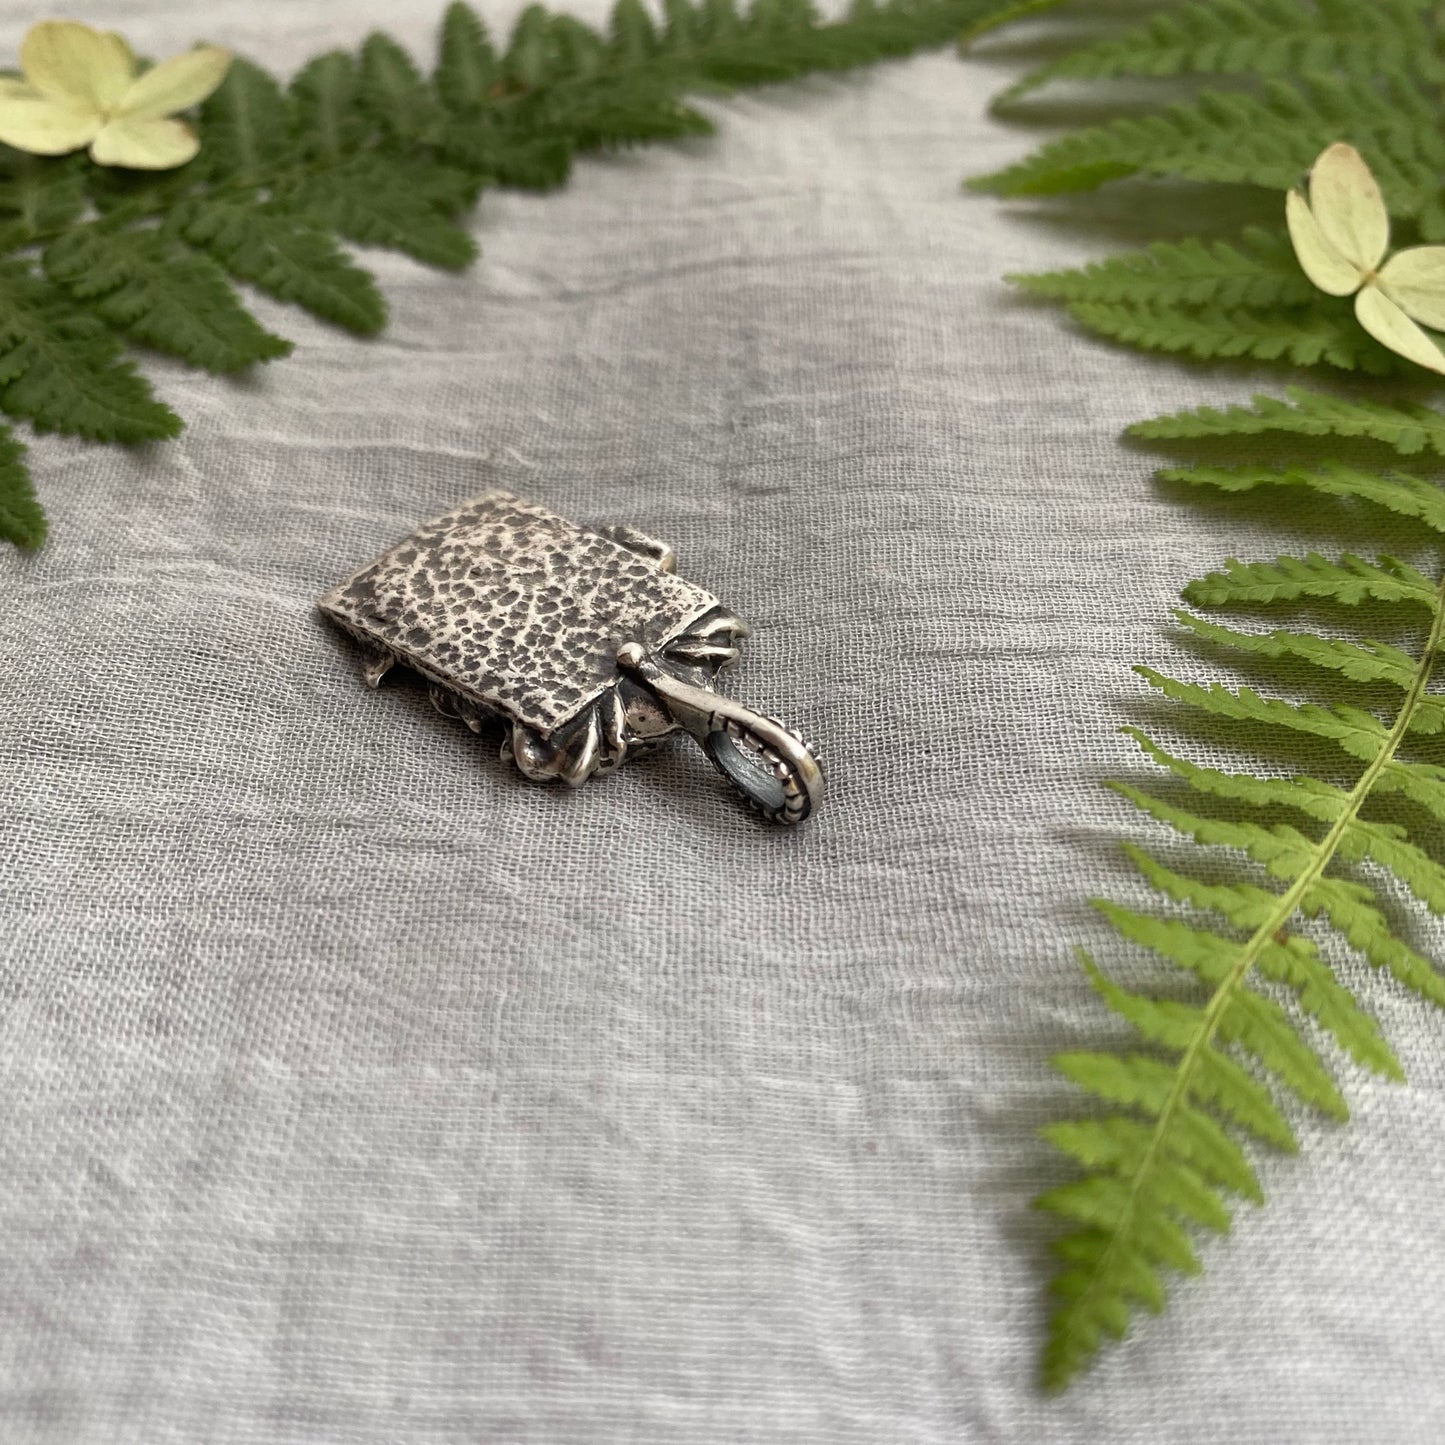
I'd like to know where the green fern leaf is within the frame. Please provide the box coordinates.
[0,262,180,443]
[1010,229,1315,311]
[1161,461,1445,535]
[0,426,42,550]
[1000,0,1442,104]
[282,154,478,270]
[1129,386,1445,458]
[169,199,387,337]
[1054,1049,1297,1152]
[199,56,293,181]
[967,1,1445,1384]
[291,51,367,161]
[1042,529,1445,1387]
[970,77,1442,212]
[609,0,659,64]
[1373,758,1445,827]
[957,0,1071,47]
[1181,553,1435,610]
[360,32,444,141]
[1042,1113,1261,1204]
[505,4,568,87]
[0,153,86,242]
[43,228,292,375]
[437,120,574,188]
[1171,613,1427,697]
[1123,844,1279,931]
[1122,728,1350,819]
[1110,782,1318,883]
[1062,300,1393,374]
[436,2,498,112]
[1303,877,1445,1007]
[524,75,714,148]
[1133,669,1390,762]
[1336,818,1445,913]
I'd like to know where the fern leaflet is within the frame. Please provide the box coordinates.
[1130,387,1445,458]
[997,0,1443,104]
[1060,299,1394,374]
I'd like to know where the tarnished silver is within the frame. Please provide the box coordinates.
[317,491,824,825]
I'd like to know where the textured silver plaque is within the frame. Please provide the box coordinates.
[318,491,824,824]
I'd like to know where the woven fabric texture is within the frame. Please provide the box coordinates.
[2,2,1443,1440]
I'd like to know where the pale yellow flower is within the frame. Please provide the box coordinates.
[1287,141,1445,376]
[0,20,230,170]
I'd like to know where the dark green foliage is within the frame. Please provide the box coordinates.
[972,75,1443,213]
[0,153,87,242]
[1129,387,1445,457]
[168,200,387,336]
[1007,229,1406,369]
[199,57,293,180]
[436,2,498,111]
[0,261,181,442]
[44,227,293,373]
[995,0,1444,103]
[281,154,480,270]
[1062,298,1394,374]
[0,427,43,550]
[0,0,1001,549]
[1011,230,1316,312]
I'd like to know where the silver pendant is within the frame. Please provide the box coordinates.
[317,491,824,825]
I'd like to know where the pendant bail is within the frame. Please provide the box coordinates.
[616,643,824,825]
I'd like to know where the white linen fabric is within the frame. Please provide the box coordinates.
[2,2,1443,1441]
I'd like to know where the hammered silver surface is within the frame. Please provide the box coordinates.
[317,490,720,734]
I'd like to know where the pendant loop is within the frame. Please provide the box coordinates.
[616,643,824,825]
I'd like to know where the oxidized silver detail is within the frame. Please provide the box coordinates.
[318,491,824,824]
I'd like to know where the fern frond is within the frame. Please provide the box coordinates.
[0,426,42,550]
[970,77,1443,211]
[957,0,1071,47]
[1122,728,1350,820]
[198,56,294,181]
[43,228,292,375]
[1044,508,1445,1387]
[1061,300,1392,374]
[436,1,498,112]
[1129,387,1445,458]
[0,262,180,443]
[999,0,1442,104]
[0,153,86,242]
[1181,553,1435,610]
[168,200,387,337]
[1011,228,1314,311]
[967,3,1445,1385]
[1161,462,1445,535]
[1171,613,1424,695]
[1304,876,1445,1007]
[1120,845,1404,1069]
[361,31,446,141]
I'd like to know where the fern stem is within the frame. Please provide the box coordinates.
[1053,565,1445,1387]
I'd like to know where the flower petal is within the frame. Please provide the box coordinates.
[1355,283,1445,375]
[1378,246,1445,332]
[0,95,101,155]
[90,115,198,170]
[0,78,40,101]
[21,21,132,110]
[117,46,231,121]
[1286,188,1361,296]
[1307,141,1390,275]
